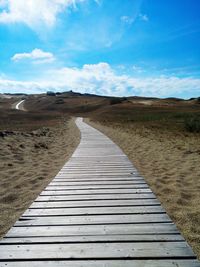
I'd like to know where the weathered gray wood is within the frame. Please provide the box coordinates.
[59,170,137,173]
[57,172,135,176]
[0,260,200,267]
[45,184,148,190]
[23,206,165,216]
[36,193,156,201]
[41,188,152,195]
[30,199,160,208]
[56,173,138,177]
[0,234,184,244]
[50,181,146,185]
[53,178,144,182]
[0,242,195,260]
[54,176,143,180]
[61,166,134,169]
[15,213,170,226]
[63,165,134,167]
[59,170,133,174]
[6,223,179,237]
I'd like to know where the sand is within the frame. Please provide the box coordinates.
[86,118,200,259]
[0,117,80,238]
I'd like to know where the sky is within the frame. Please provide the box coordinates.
[0,0,200,98]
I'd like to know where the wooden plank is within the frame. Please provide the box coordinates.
[23,206,165,216]
[50,181,146,185]
[59,170,135,173]
[6,223,179,237]
[0,234,184,244]
[59,168,136,170]
[63,163,134,165]
[53,176,145,182]
[61,169,136,172]
[54,174,140,177]
[68,156,128,158]
[55,170,138,173]
[58,172,134,175]
[41,188,152,195]
[31,199,160,208]
[0,260,200,267]
[36,193,156,201]
[61,166,134,169]
[61,169,134,173]
[56,173,137,177]
[55,173,138,176]
[0,242,194,260]
[16,213,170,226]
[45,184,148,190]
[64,165,136,168]
[61,168,134,170]
[49,180,145,184]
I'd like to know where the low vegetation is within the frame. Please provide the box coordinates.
[109,97,127,105]
[185,116,200,133]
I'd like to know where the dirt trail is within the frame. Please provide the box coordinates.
[13,99,26,111]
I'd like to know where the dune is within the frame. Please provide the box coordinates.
[0,117,80,237]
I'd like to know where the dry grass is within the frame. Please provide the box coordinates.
[86,118,200,259]
[0,115,80,238]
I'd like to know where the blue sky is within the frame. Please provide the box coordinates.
[0,0,200,98]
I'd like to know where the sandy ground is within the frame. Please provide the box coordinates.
[86,118,200,259]
[0,117,80,238]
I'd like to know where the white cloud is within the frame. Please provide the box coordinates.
[132,65,144,73]
[120,16,134,25]
[0,63,200,98]
[139,13,149,22]
[11,49,55,64]
[0,0,86,31]
[127,76,200,97]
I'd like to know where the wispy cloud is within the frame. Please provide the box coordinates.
[138,13,149,22]
[164,23,200,42]
[0,62,200,98]
[11,49,55,64]
[0,0,87,31]
[120,13,149,26]
[132,65,145,73]
[120,15,134,25]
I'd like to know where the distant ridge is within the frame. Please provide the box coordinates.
[1,90,199,102]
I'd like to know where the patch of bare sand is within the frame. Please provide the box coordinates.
[86,118,200,259]
[131,100,154,105]
[0,118,80,237]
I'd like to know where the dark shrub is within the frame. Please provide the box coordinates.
[47,91,56,96]
[185,116,200,133]
[110,97,126,105]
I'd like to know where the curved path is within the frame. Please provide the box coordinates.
[13,99,25,111]
[0,118,199,266]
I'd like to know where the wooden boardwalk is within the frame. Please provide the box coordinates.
[0,118,199,266]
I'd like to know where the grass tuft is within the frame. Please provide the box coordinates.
[185,116,200,133]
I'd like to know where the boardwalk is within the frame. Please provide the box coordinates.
[0,118,199,266]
